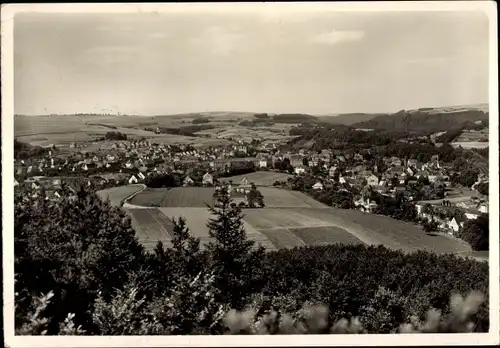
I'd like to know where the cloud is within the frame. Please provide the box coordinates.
[82,45,138,64]
[189,25,245,56]
[311,30,365,45]
[406,57,448,65]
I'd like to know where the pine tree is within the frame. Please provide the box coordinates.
[170,216,205,281]
[205,185,265,310]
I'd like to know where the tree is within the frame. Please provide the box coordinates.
[476,182,489,196]
[14,186,145,334]
[247,184,265,208]
[422,219,438,233]
[459,214,489,251]
[205,186,266,310]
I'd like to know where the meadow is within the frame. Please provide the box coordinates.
[219,171,293,187]
[96,184,144,207]
[122,185,471,255]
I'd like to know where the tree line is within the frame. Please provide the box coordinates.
[15,185,489,335]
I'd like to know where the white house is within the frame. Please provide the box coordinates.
[259,159,268,168]
[366,174,379,186]
[329,166,338,177]
[448,217,463,234]
[183,176,194,186]
[238,177,252,193]
[465,212,479,220]
[137,172,146,181]
[312,181,324,190]
[294,165,306,175]
[202,172,214,185]
[128,175,138,184]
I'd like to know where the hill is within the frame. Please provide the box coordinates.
[317,113,385,125]
[271,113,318,124]
[352,107,488,132]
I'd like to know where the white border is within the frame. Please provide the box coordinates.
[2,2,498,347]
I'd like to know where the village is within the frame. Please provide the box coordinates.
[14,134,489,239]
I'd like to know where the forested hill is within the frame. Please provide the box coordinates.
[317,113,386,125]
[352,109,489,132]
[271,113,318,124]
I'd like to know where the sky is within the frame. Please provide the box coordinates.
[14,8,490,115]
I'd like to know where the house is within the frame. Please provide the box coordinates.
[449,216,466,234]
[238,177,252,193]
[464,211,479,220]
[294,165,306,175]
[183,176,194,186]
[128,175,138,185]
[391,157,402,167]
[338,176,346,185]
[329,166,338,177]
[366,174,379,186]
[312,181,324,190]
[408,159,420,169]
[82,164,88,171]
[428,175,438,183]
[202,172,214,186]
[137,172,146,181]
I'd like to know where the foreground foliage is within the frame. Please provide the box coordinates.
[14,186,489,335]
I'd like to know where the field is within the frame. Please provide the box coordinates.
[220,171,293,187]
[96,184,144,207]
[130,187,216,207]
[123,186,471,255]
[130,186,327,209]
[15,114,226,148]
[451,142,490,149]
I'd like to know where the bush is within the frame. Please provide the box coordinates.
[459,214,489,251]
[14,185,490,335]
[105,131,127,140]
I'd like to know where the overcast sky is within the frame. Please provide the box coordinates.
[14,9,490,115]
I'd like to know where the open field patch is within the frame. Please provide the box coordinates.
[220,171,293,187]
[157,208,275,250]
[288,208,471,255]
[257,187,328,208]
[289,226,365,246]
[127,208,173,250]
[258,228,306,249]
[127,188,167,207]
[96,184,144,207]
[242,209,331,229]
[451,142,490,149]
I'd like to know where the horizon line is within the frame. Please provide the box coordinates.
[14,101,489,118]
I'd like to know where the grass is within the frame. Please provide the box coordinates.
[129,187,216,208]
[155,207,275,250]
[220,171,293,187]
[96,184,144,207]
[289,226,365,246]
[125,187,471,255]
[258,228,306,249]
[127,208,173,251]
[292,207,471,255]
[128,188,169,207]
